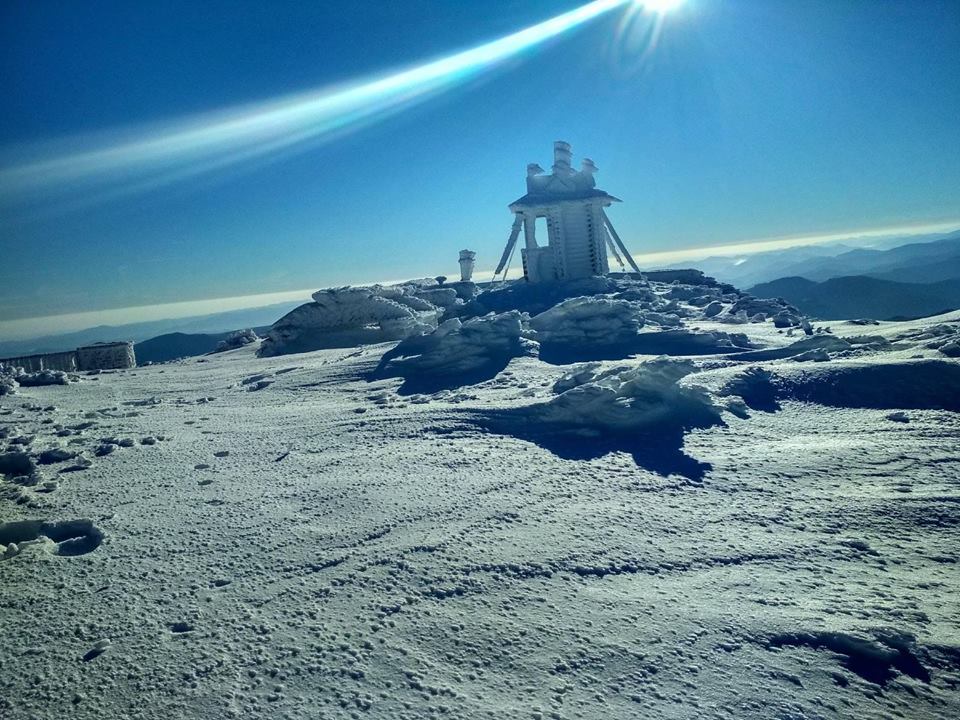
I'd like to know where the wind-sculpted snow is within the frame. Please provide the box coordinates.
[374,311,537,393]
[716,358,960,412]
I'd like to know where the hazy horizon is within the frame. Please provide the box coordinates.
[2,216,958,344]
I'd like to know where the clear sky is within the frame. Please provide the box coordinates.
[1,0,959,329]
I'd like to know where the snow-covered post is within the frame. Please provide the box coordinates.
[458,250,476,282]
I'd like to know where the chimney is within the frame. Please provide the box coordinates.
[458,249,476,282]
[552,140,573,176]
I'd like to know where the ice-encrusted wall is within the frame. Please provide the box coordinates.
[76,342,136,370]
[0,341,135,373]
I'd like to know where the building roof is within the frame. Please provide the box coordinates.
[509,188,622,209]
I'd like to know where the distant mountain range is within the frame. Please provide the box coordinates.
[133,329,262,364]
[659,230,960,288]
[748,276,960,320]
[672,230,960,321]
[0,301,301,358]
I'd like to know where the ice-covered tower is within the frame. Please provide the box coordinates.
[458,249,476,282]
[495,141,639,283]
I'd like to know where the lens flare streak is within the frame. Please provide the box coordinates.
[1,0,635,200]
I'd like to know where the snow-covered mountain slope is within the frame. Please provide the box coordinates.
[1,300,958,719]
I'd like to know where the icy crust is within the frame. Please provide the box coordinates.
[374,311,537,393]
[258,282,452,357]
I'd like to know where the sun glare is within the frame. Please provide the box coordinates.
[637,0,684,13]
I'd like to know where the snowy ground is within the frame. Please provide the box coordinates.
[1,309,959,719]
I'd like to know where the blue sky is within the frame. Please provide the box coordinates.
[1,0,959,331]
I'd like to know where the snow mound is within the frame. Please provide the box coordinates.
[262,270,803,361]
[259,284,443,357]
[472,276,619,316]
[374,311,537,393]
[212,328,259,353]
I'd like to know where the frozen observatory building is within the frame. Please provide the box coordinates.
[495,141,640,283]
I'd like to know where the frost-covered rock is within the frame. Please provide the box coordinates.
[375,311,537,388]
[773,311,803,329]
[1,364,71,388]
[703,301,724,317]
[519,358,725,439]
[0,364,18,396]
[414,288,460,309]
[729,295,799,320]
[530,297,645,348]
[259,284,441,357]
[940,340,960,358]
[213,328,259,353]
